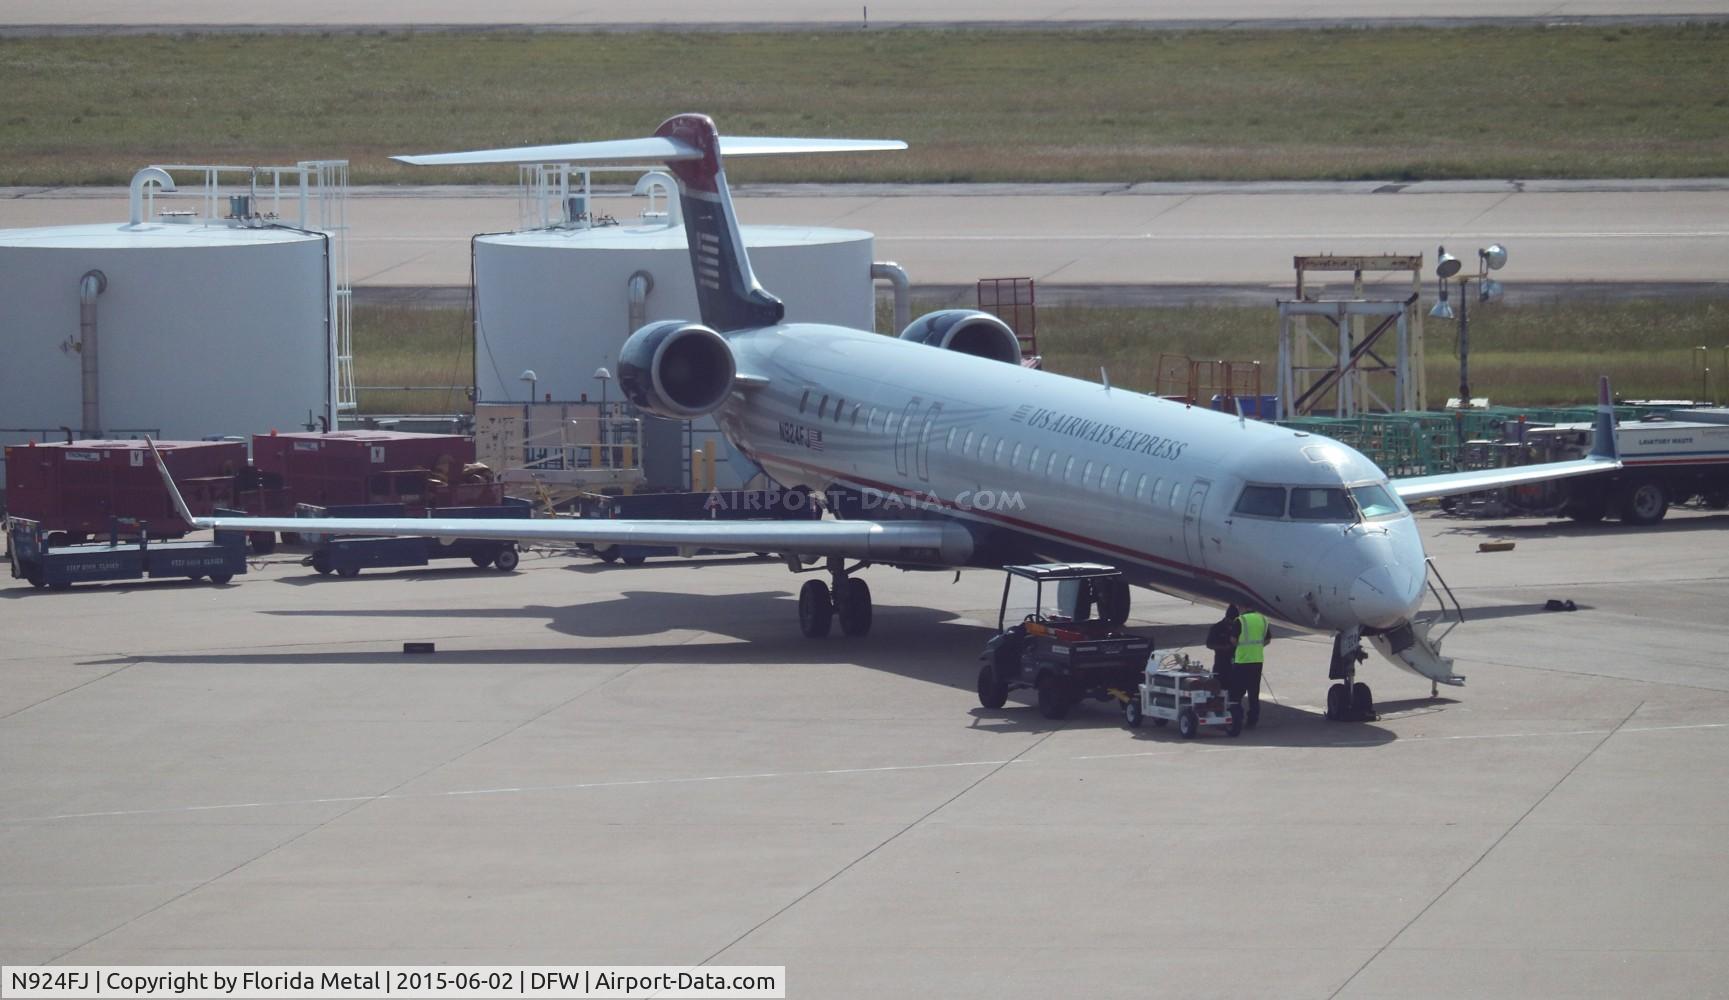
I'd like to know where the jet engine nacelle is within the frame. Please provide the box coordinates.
[618,320,737,419]
[898,310,1022,366]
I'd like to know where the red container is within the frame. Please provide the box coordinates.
[249,431,496,512]
[3,439,245,540]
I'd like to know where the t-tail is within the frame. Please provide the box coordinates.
[654,115,782,331]
[393,116,905,333]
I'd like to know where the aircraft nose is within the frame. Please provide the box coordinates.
[1349,565,1424,629]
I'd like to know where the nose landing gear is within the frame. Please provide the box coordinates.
[1326,630,1378,722]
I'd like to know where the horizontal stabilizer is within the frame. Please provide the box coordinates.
[395,135,905,167]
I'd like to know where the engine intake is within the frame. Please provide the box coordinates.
[898,310,1022,366]
[618,321,736,419]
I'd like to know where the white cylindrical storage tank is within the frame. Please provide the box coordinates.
[0,222,331,469]
[473,223,874,403]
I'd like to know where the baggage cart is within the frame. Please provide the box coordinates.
[1124,649,1243,738]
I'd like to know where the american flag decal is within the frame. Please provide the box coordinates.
[810,428,824,451]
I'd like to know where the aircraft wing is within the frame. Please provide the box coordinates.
[1392,455,1619,503]
[1392,376,1622,502]
[192,511,974,565]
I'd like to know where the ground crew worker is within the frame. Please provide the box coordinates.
[1230,607,1270,727]
[1206,604,1240,685]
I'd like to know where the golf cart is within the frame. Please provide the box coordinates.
[977,563,1151,719]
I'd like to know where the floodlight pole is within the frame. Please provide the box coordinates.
[1457,278,1471,408]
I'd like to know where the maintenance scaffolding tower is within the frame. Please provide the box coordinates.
[1277,255,1427,420]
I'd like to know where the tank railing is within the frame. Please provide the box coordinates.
[517,163,675,233]
[138,161,353,423]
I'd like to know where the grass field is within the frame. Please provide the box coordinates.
[354,298,1729,415]
[3,25,1727,185]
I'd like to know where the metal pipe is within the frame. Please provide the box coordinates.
[78,270,108,438]
[871,261,910,334]
[627,270,654,334]
[127,167,177,226]
[631,171,682,227]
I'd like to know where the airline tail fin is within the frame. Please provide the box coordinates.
[653,115,782,331]
[394,116,905,333]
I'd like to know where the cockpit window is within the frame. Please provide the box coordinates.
[1288,486,1354,520]
[1233,485,1287,518]
[1351,483,1403,519]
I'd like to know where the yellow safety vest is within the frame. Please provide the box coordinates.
[1234,611,1268,665]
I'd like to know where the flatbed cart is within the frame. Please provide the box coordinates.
[1124,650,1243,738]
[7,512,247,591]
[977,563,1149,720]
[301,499,530,578]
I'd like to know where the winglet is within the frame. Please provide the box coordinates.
[145,437,200,528]
[1590,375,1618,461]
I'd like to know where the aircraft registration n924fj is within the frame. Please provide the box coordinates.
[150,113,1621,720]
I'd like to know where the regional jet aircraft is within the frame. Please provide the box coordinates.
[153,114,1620,720]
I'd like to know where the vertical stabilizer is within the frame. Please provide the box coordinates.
[655,114,785,332]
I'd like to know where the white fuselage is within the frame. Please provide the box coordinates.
[715,323,1429,635]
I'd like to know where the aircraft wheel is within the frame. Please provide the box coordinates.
[1123,696,1145,729]
[248,531,276,555]
[492,546,519,572]
[798,579,833,638]
[1325,682,1349,721]
[470,553,495,569]
[1036,674,1072,720]
[1178,708,1199,739]
[1351,682,1376,720]
[337,566,360,579]
[598,550,619,564]
[208,573,233,585]
[1227,703,1245,738]
[622,554,647,566]
[1620,480,1669,526]
[977,663,1008,710]
[837,578,872,636]
[311,551,333,575]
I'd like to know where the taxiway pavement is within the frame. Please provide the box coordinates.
[2,507,1726,996]
[4,0,1727,30]
[4,181,1728,293]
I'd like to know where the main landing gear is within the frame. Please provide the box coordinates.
[797,556,873,638]
[1326,630,1378,722]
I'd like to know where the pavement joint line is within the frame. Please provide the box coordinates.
[696,724,1067,967]
[6,720,1722,826]
[46,644,658,963]
[1324,699,1647,1000]
[0,658,142,723]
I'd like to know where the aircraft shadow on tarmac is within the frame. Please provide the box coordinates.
[73,587,1395,747]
